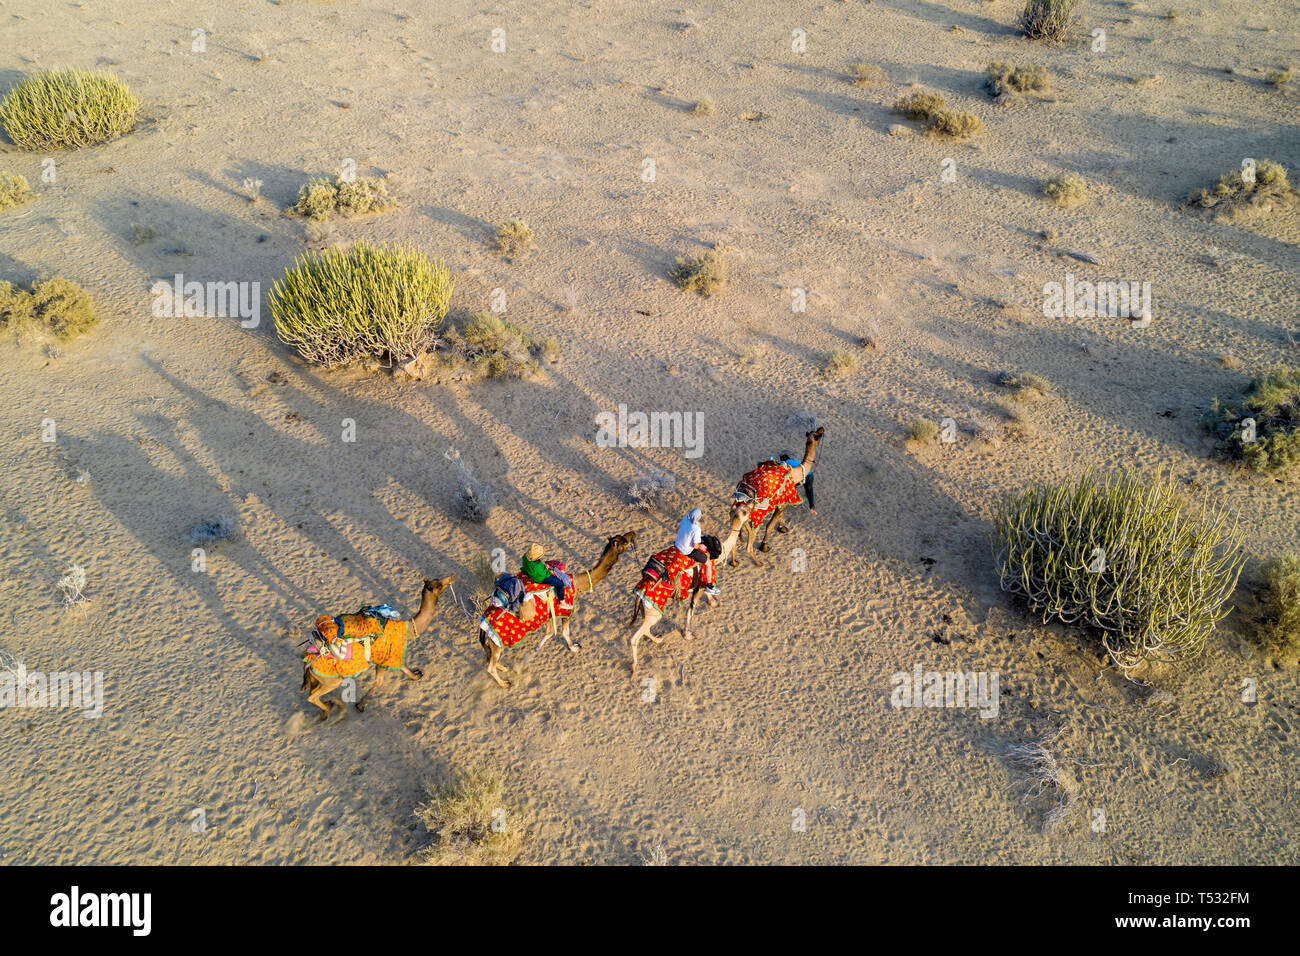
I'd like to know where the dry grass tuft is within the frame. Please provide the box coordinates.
[1186,159,1299,223]
[494,219,535,256]
[671,247,727,297]
[1043,172,1088,208]
[0,277,98,341]
[416,766,521,865]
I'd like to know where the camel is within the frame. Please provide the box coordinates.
[729,427,825,567]
[480,532,638,689]
[627,501,753,676]
[301,575,454,720]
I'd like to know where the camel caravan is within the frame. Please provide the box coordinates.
[300,427,825,718]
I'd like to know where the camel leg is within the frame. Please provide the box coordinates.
[684,590,699,641]
[630,605,664,676]
[758,506,784,552]
[401,664,424,680]
[746,521,764,567]
[355,667,385,712]
[307,674,341,721]
[484,639,511,690]
[560,617,581,653]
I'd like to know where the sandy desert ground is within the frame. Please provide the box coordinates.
[0,0,1298,864]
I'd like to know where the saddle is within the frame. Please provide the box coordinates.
[308,605,402,663]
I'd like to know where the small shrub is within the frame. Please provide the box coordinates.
[289,174,395,220]
[848,63,886,86]
[0,69,139,150]
[1043,172,1088,208]
[1259,554,1300,660]
[995,370,1054,397]
[445,312,546,379]
[269,240,453,367]
[628,471,677,511]
[986,62,1050,97]
[494,219,534,256]
[992,468,1246,668]
[1019,0,1077,42]
[0,173,36,212]
[691,96,716,115]
[1265,68,1293,88]
[925,109,983,139]
[671,248,726,297]
[445,447,494,523]
[894,91,947,120]
[416,766,521,865]
[189,518,238,547]
[130,222,157,244]
[0,277,98,340]
[906,418,938,442]
[1186,159,1299,223]
[1201,367,1300,475]
[826,349,857,377]
[56,564,88,608]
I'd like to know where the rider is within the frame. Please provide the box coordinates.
[521,544,567,607]
[675,508,721,598]
[776,449,816,516]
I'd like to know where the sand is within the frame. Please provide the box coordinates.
[0,0,1297,864]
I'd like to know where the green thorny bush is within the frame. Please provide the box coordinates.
[992,468,1245,668]
[1201,367,1300,475]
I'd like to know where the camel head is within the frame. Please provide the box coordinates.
[423,575,455,595]
[603,531,638,558]
[729,498,755,525]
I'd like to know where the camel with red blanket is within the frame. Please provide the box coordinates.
[729,427,825,567]
[627,501,752,676]
[480,532,638,689]
[301,575,454,720]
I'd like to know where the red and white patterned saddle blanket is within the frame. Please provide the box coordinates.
[736,461,802,527]
[481,575,575,648]
[633,546,716,612]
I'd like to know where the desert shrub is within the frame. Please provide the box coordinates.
[894,91,947,120]
[1265,68,1292,88]
[992,468,1246,668]
[1043,172,1088,208]
[906,418,938,442]
[493,219,534,256]
[1201,367,1300,475]
[269,240,453,367]
[1186,159,1298,222]
[0,277,97,340]
[995,370,1054,399]
[691,96,716,115]
[0,69,139,150]
[0,173,35,212]
[826,349,857,377]
[444,448,493,523]
[442,311,546,379]
[848,63,886,86]
[188,518,238,547]
[986,62,1050,96]
[628,471,677,511]
[671,248,726,297]
[1259,554,1300,660]
[925,109,983,139]
[1019,0,1077,42]
[416,766,521,865]
[289,174,395,220]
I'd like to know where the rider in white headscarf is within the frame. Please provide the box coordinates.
[675,507,703,554]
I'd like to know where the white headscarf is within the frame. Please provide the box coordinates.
[675,507,703,554]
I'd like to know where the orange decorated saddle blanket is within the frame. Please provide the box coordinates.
[634,546,715,612]
[481,576,575,648]
[736,461,802,528]
[303,613,411,679]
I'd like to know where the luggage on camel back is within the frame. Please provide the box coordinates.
[309,604,403,662]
